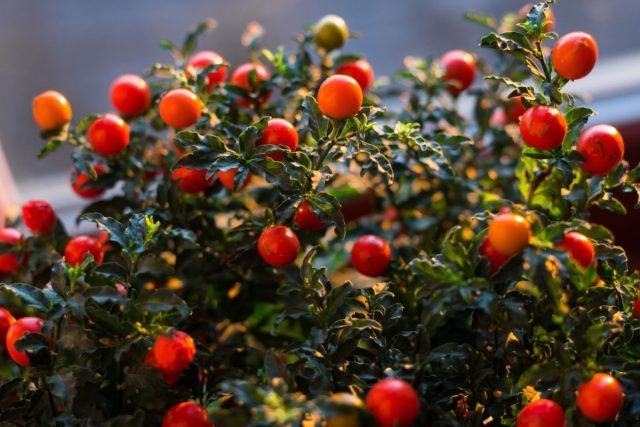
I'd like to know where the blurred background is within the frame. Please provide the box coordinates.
[0,0,639,253]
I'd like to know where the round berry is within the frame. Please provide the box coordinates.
[336,59,375,92]
[294,201,325,231]
[488,213,531,257]
[314,15,349,52]
[257,118,298,161]
[552,32,598,80]
[577,373,624,423]
[88,114,130,157]
[6,317,44,366]
[162,402,212,427]
[32,90,72,131]
[519,106,567,150]
[110,74,151,117]
[22,200,56,234]
[258,226,300,267]
[0,228,24,274]
[576,124,624,176]
[171,167,213,194]
[441,50,477,95]
[480,236,511,273]
[318,75,363,120]
[351,235,392,277]
[64,236,104,267]
[229,63,271,107]
[159,89,202,129]
[0,308,16,348]
[366,378,419,427]
[557,232,595,268]
[71,164,107,199]
[516,399,566,427]
[187,50,228,91]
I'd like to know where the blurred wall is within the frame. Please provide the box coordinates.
[0,0,639,183]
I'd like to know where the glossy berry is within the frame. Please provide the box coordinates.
[366,378,419,427]
[516,399,566,427]
[218,168,250,192]
[146,330,196,385]
[557,232,595,268]
[318,75,363,120]
[22,199,56,234]
[187,50,228,91]
[441,50,477,95]
[576,125,624,176]
[0,228,24,273]
[32,90,72,131]
[634,295,640,318]
[258,226,300,267]
[88,114,130,156]
[294,201,325,231]
[229,63,271,107]
[336,59,375,92]
[6,317,44,366]
[480,236,510,273]
[159,89,202,129]
[162,402,212,427]
[171,167,213,194]
[257,118,299,161]
[351,235,392,277]
[552,32,598,80]
[110,74,151,117]
[519,106,567,150]
[71,164,107,199]
[0,308,16,348]
[64,236,104,267]
[314,14,349,52]
[488,213,531,257]
[577,373,624,422]
[505,97,527,123]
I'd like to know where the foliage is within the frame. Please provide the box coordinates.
[1,2,639,426]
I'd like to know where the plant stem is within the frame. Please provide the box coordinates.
[535,40,552,83]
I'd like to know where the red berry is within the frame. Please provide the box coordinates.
[557,232,595,268]
[159,89,202,129]
[351,235,391,277]
[441,50,476,95]
[505,97,527,123]
[71,164,107,199]
[187,50,228,92]
[317,75,363,120]
[519,106,567,150]
[256,118,299,161]
[258,226,300,267]
[218,168,250,192]
[110,74,151,117]
[229,63,271,107]
[6,317,44,366]
[64,236,104,267]
[146,330,196,385]
[0,308,16,348]
[171,167,213,194]
[88,114,130,157]
[577,373,624,422]
[336,59,375,92]
[366,378,419,427]
[634,295,640,318]
[0,228,24,273]
[480,236,510,273]
[516,399,566,427]
[294,201,325,231]
[22,200,56,234]
[576,125,624,176]
[552,32,598,81]
[162,402,212,427]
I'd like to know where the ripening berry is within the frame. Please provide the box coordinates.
[32,90,72,131]
[22,200,56,234]
[317,75,363,120]
[258,226,300,267]
[64,236,104,266]
[488,213,531,257]
[351,235,392,277]
[159,89,202,129]
[366,378,419,427]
